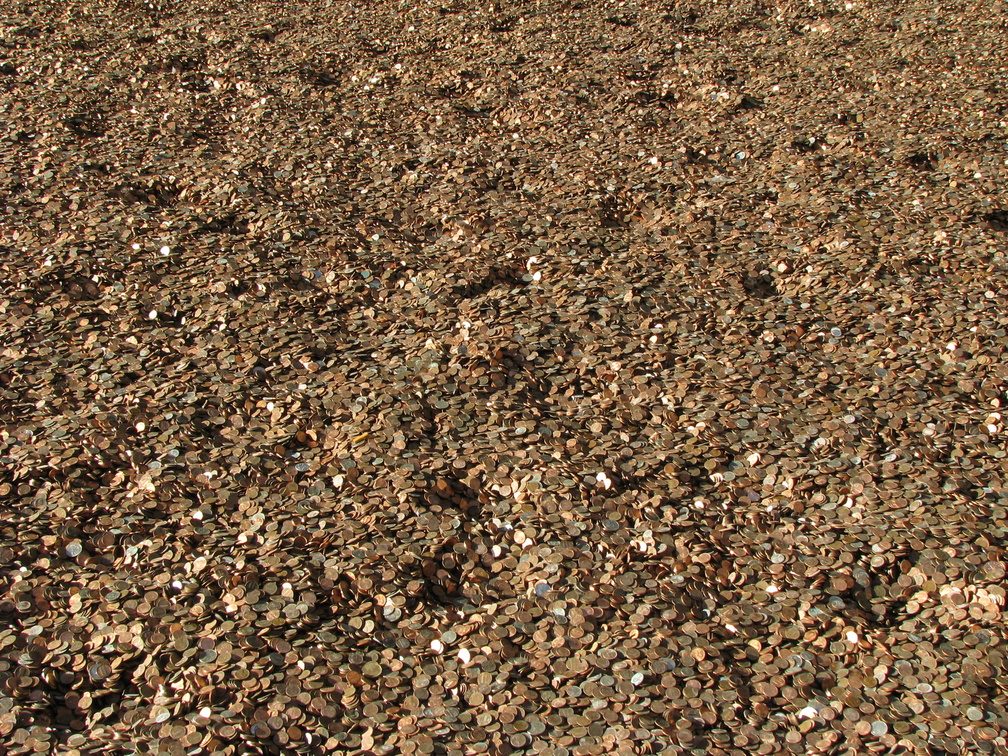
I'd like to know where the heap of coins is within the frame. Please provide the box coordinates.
[1,0,1007,753]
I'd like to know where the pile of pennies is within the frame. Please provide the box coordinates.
[1,0,1007,753]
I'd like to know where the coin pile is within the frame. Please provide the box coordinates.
[1,0,1008,753]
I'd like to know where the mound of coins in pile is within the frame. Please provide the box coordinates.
[1,0,1007,753]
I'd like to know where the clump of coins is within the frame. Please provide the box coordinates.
[1,0,1008,753]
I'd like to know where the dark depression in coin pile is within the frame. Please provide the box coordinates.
[1,0,1008,754]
